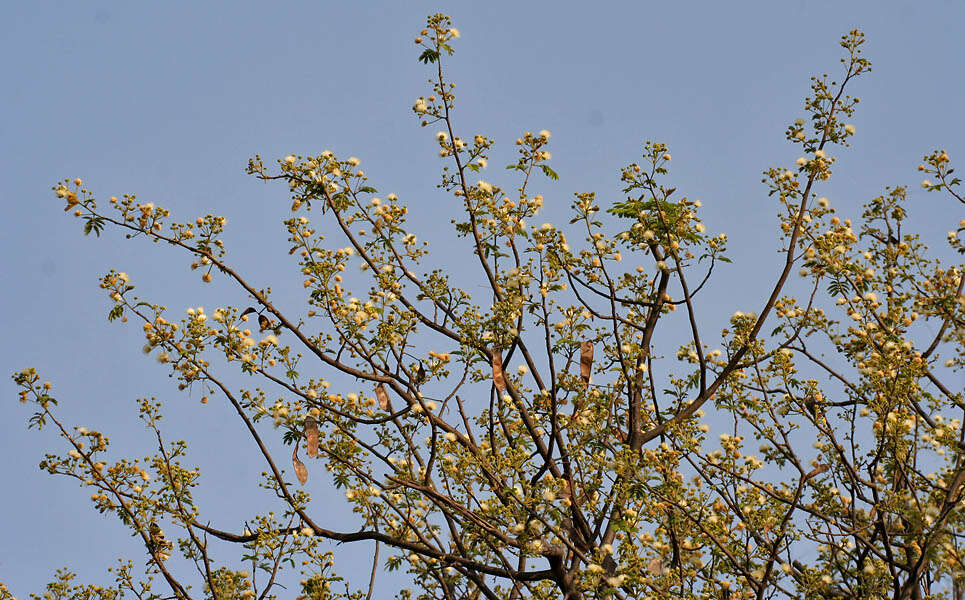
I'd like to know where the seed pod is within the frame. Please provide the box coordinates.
[304,416,318,458]
[647,557,665,575]
[492,352,506,393]
[376,384,391,410]
[292,446,308,485]
[580,341,594,385]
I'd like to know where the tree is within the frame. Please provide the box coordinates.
[8,12,965,600]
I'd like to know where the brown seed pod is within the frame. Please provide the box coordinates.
[304,416,319,458]
[492,352,506,393]
[376,384,391,410]
[580,341,594,385]
[292,446,308,485]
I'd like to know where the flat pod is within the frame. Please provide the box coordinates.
[580,341,594,385]
[376,384,391,410]
[304,416,319,458]
[292,446,308,485]
[492,352,506,393]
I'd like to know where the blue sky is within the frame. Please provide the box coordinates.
[2,1,963,596]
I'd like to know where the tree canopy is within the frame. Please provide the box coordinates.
[8,12,965,600]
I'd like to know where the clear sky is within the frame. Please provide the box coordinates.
[2,0,963,596]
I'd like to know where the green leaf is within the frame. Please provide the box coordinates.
[607,203,639,219]
[83,216,105,237]
[540,165,559,180]
[418,49,440,64]
[282,428,301,445]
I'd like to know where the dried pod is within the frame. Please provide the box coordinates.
[258,314,271,332]
[292,446,308,485]
[376,384,391,410]
[492,352,506,393]
[580,341,594,385]
[304,416,318,458]
[647,557,665,575]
